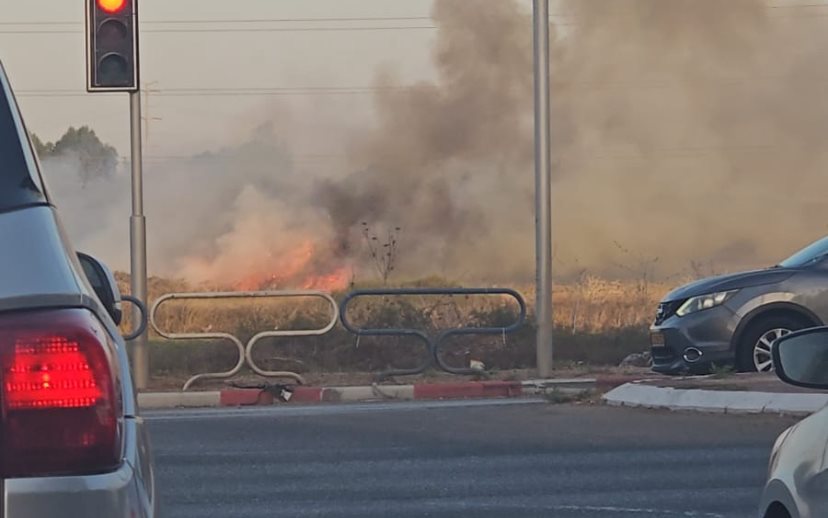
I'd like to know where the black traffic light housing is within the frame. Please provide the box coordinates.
[86,0,139,92]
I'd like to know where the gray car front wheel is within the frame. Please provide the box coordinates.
[752,328,791,372]
[737,315,810,373]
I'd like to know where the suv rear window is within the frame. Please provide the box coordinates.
[0,64,47,213]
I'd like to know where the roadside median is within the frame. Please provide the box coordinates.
[603,373,828,417]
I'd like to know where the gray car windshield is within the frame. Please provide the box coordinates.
[0,65,47,213]
[779,237,828,268]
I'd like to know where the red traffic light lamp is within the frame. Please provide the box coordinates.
[97,0,127,14]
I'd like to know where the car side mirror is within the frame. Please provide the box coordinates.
[77,252,123,326]
[772,328,828,389]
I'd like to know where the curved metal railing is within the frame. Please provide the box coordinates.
[340,288,527,379]
[151,290,339,390]
[121,294,148,342]
[152,287,524,389]
[151,292,248,391]
[245,291,339,384]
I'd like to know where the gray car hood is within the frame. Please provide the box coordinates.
[665,268,796,301]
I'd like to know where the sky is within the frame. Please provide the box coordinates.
[0,0,439,156]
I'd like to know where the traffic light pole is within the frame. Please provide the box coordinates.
[129,90,149,390]
[534,0,554,377]
[85,0,146,386]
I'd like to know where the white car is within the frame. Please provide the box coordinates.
[759,327,828,518]
[0,60,155,517]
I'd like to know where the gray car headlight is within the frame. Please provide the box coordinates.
[676,290,738,317]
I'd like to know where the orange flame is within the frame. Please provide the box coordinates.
[301,265,351,291]
[230,240,350,292]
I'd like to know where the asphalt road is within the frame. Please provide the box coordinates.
[147,399,798,518]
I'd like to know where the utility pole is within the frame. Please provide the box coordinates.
[534,0,554,377]
[142,81,162,146]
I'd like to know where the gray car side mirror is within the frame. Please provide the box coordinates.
[77,252,124,325]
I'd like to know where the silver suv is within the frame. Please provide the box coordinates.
[651,237,828,374]
[0,62,155,516]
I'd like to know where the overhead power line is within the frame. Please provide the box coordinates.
[2,4,826,30]
[16,86,413,98]
[0,26,437,35]
[0,16,439,35]
[0,16,434,26]
[145,26,436,33]
[137,153,346,162]
[767,3,828,8]
[18,74,828,99]
[0,13,607,33]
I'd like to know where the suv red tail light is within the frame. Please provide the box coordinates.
[0,309,123,478]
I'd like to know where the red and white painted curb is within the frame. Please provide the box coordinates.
[138,378,604,410]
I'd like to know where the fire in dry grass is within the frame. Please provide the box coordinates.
[234,241,351,292]
[300,265,351,291]
[184,239,351,292]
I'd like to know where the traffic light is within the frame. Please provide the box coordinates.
[86,0,139,92]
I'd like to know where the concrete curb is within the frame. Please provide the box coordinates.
[603,383,828,417]
[138,378,598,410]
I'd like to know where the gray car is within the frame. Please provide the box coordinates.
[651,237,828,374]
[759,328,828,518]
[0,62,155,516]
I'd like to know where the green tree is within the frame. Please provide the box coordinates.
[31,126,118,183]
[30,133,53,156]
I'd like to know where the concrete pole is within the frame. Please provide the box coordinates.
[534,0,554,377]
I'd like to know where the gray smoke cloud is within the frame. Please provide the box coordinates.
[547,0,828,276]
[315,0,536,282]
[43,0,828,287]
[45,122,348,288]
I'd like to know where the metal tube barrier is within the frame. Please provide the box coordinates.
[151,292,247,391]
[434,290,526,375]
[339,288,527,379]
[151,290,340,390]
[245,291,339,385]
[121,294,148,342]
